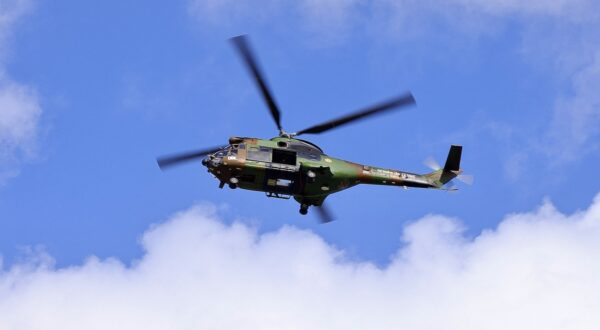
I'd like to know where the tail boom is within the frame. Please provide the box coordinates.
[343,145,464,190]
[356,165,438,189]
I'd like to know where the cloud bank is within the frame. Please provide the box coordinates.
[0,0,41,184]
[2,194,600,329]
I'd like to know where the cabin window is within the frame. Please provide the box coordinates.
[272,149,296,165]
[247,146,271,162]
[276,178,293,187]
[268,178,293,187]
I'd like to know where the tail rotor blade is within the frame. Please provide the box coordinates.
[457,174,474,185]
[444,181,459,192]
[424,157,441,171]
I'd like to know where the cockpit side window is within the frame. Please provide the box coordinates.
[229,144,239,156]
[247,146,271,162]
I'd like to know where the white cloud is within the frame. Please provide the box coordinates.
[187,0,364,44]
[0,0,33,55]
[544,50,600,163]
[439,0,600,165]
[447,0,592,18]
[375,1,600,166]
[0,0,41,184]
[2,195,600,329]
[0,79,40,158]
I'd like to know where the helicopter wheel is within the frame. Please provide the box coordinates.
[228,183,237,189]
[299,204,309,215]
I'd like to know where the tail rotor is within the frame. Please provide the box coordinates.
[424,145,473,188]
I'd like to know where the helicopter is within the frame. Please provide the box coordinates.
[157,35,471,223]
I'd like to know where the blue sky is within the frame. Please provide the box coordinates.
[1,1,600,327]
[1,0,600,265]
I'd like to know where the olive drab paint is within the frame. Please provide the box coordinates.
[203,136,463,213]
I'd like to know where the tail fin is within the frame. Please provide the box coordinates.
[443,145,462,172]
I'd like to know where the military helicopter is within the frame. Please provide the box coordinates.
[157,35,471,223]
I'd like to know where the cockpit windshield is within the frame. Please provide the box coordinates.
[215,150,227,158]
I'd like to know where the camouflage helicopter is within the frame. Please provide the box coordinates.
[157,35,471,223]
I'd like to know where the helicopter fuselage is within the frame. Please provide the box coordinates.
[203,136,441,209]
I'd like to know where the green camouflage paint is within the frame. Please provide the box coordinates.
[204,136,462,209]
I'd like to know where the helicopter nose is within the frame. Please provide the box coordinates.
[202,157,209,166]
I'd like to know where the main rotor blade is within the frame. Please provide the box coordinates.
[230,35,283,133]
[315,204,334,223]
[157,145,225,170]
[295,92,416,135]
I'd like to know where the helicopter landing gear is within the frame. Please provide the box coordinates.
[228,177,239,189]
[299,204,309,215]
[228,183,237,189]
[219,182,225,189]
